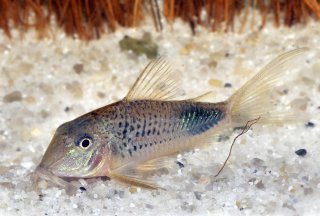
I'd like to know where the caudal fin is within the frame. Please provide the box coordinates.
[228,48,309,126]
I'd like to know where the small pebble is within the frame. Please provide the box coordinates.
[295,149,307,157]
[282,89,289,94]
[40,110,50,118]
[3,91,22,103]
[145,204,154,209]
[38,194,44,201]
[194,191,202,200]
[97,91,106,98]
[251,158,264,166]
[208,79,223,87]
[290,98,308,111]
[129,203,135,208]
[129,187,137,193]
[64,106,71,112]
[255,180,265,190]
[305,121,315,128]
[73,63,84,74]
[31,128,41,137]
[66,81,83,99]
[176,161,184,168]
[304,188,313,195]
[208,60,218,68]
[79,186,86,191]
[224,83,232,88]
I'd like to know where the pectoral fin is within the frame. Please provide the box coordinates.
[109,165,162,189]
[136,156,173,172]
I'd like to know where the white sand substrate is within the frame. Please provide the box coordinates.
[0,18,320,216]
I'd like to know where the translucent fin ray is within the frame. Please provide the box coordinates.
[136,156,173,171]
[125,57,181,101]
[190,91,215,102]
[228,48,309,125]
[109,165,161,189]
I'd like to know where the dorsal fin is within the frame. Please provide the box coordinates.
[124,57,181,101]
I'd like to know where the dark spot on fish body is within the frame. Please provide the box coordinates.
[122,129,127,138]
[129,125,135,132]
[128,149,132,157]
[142,119,146,136]
[136,131,140,137]
[111,143,119,155]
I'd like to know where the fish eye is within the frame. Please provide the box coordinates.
[78,137,93,150]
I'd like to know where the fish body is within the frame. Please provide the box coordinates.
[36,48,308,189]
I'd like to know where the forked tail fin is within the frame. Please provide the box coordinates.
[227,48,309,126]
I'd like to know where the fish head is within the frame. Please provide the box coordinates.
[37,114,111,178]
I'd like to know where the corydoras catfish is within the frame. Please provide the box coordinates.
[34,48,308,190]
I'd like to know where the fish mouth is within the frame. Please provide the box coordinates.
[34,165,72,188]
[33,165,80,194]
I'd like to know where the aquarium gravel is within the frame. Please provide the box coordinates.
[0,19,320,216]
